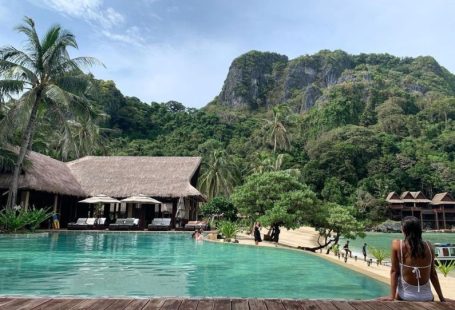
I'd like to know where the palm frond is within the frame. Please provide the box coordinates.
[14,17,41,65]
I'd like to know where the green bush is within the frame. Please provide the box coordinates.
[436,260,455,277]
[217,221,239,240]
[0,207,52,233]
[370,247,388,265]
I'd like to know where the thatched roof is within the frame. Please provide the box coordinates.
[432,192,455,205]
[67,156,203,199]
[386,192,402,203]
[0,151,85,196]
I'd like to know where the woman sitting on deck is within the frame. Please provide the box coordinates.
[381,216,445,302]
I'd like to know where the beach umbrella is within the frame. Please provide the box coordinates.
[79,194,120,204]
[121,194,162,204]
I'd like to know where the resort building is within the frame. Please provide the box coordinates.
[0,151,205,229]
[386,191,455,230]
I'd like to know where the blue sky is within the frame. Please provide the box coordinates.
[0,0,454,108]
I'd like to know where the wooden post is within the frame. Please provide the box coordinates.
[420,211,423,230]
[442,206,446,230]
[53,195,58,213]
[24,191,30,210]
[435,211,439,230]
[127,204,133,218]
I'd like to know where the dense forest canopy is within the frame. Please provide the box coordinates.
[2,48,455,221]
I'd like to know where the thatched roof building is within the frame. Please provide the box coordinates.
[67,156,203,199]
[0,151,204,200]
[0,151,85,196]
[432,192,455,205]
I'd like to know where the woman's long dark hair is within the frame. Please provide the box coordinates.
[402,216,425,259]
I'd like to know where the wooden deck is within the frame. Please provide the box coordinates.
[0,298,454,310]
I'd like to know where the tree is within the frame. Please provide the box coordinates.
[231,171,319,229]
[306,203,365,253]
[0,17,99,208]
[199,196,238,223]
[199,149,239,200]
[262,105,292,152]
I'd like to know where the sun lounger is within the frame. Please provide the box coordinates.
[109,218,139,230]
[67,218,87,230]
[184,221,208,231]
[148,218,172,231]
[79,218,96,229]
[95,218,107,228]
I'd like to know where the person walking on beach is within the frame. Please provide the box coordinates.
[270,223,280,246]
[343,240,352,258]
[379,216,445,302]
[362,243,368,261]
[254,222,262,245]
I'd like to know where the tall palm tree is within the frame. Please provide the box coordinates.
[199,150,239,200]
[262,105,292,152]
[0,17,100,208]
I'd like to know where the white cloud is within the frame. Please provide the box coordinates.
[41,0,124,29]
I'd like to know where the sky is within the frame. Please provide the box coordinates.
[0,0,454,108]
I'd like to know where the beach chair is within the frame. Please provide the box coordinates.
[184,221,208,231]
[80,218,96,230]
[148,218,171,231]
[109,218,127,230]
[95,218,107,229]
[67,218,87,230]
[118,218,139,230]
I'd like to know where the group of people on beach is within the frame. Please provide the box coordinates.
[253,222,280,246]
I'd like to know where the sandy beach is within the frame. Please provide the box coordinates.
[215,227,455,300]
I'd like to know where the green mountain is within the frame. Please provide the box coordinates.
[15,50,455,217]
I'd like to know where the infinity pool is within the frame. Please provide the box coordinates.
[0,232,388,299]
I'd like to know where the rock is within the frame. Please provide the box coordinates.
[373,220,402,233]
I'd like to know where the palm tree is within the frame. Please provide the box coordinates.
[0,17,100,208]
[199,150,239,200]
[262,105,292,152]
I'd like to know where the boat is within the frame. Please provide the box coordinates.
[434,243,455,263]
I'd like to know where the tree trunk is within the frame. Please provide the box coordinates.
[6,91,42,209]
[300,233,339,253]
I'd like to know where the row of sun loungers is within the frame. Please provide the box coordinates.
[67,218,208,231]
[67,218,107,230]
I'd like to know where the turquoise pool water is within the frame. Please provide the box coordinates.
[0,232,388,299]
[346,232,455,257]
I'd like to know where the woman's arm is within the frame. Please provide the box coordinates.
[378,240,399,301]
[429,244,445,302]
[389,240,399,300]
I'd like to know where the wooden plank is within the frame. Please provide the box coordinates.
[248,299,267,310]
[180,299,199,310]
[0,299,13,307]
[213,299,231,310]
[5,298,49,310]
[101,299,133,310]
[34,299,84,310]
[264,299,285,310]
[297,301,323,310]
[230,299,248,310]
[161,299,183,310]
[0,299,35,310]
[328,301,356,310]
[346,301,376,310]
[280,299,303,310]
[357,301,393,310]
[123,299,150,310]
[197,299,214,310]
[142,298,166,310]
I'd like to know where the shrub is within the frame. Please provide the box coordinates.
[436,260,455,277]
[217,221,239,240]
[370,247,387,265]
[0,207,52,233]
